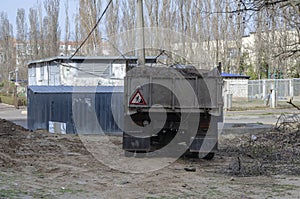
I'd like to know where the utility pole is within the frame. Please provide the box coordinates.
[136,0,146,66]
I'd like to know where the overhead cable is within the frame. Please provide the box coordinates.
[69,0,113,59]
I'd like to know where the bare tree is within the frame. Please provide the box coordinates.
[74,13,81,54]
[16,8,28,79]
[28,8,40,60]
[117,0,135,56]
[18,0,297,79]
[44,0,61,57]
[78,0,102,55]
[64,0,71,56]
[0,12,15,80]
[235,0,299,58]
[105,0,120,55]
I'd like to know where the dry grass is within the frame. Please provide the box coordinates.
[230,100,300,111]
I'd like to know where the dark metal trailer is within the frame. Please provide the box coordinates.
[27,86,123,134]
[123,66,223,159]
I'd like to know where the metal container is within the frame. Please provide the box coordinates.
[27,86,123,134]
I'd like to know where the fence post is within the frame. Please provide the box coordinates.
[223,81,232,111]
[262,80,266,99]
[14,85,19,109]
[270,82,277,108]
[290,79,294,98]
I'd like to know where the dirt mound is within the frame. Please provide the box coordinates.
[1,117,299,177]
[0,119,28,167]
[0,118,27,134]
[0,119,299,198]
[0,119,92,170]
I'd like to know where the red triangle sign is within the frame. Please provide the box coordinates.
[129,90,147,105]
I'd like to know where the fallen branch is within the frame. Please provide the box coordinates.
[287,98,300,110]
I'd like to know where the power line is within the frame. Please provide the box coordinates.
[101,37,128,60]
[69,0,113,59]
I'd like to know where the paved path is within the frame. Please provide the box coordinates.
[0,103,27,128]
[0,103,298,134]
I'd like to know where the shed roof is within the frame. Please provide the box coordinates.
[28,86,124,94]
[28,56,158,67]
[221,72,250,79]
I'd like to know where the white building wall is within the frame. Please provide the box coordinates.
[28,62,126,86]
[224,79,249,99]
[60,63,78,85]
[49,64,60,86]
[28,67,36,85]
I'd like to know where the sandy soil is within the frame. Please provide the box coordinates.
[0,118,299,199]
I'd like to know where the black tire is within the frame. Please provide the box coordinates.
[135,151,146,158]
[203,152,215,160]
[124,150,134,157]
[189,152,199,158]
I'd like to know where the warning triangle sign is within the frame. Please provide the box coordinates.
[129,90,147,105]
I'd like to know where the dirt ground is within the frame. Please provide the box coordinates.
[0,118,300,199]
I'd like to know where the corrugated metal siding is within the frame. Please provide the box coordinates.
[28,86,124,134]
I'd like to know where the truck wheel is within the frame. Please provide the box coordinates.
[189,152,199,158]
[135,151,146,158]
[203,152,215,160]
[124,150,134,157]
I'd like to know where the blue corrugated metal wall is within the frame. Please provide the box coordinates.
[27,86,124,134]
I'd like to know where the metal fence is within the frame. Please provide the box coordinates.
[248,78,300,101]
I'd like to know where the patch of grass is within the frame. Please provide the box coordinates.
[146,193,200,199]
[0,189,27,198]
[0,94,14,105]
[146,196,180,199]
[245,190,257,195]
[230,100,300,111]
[271,184,299,193]
[30,188,53,198]
[59,187,86,195]
[0,94,27,106]
[204,186,223,197]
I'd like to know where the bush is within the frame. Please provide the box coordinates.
[17,97,27,106]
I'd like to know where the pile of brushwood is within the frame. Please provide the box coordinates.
[221,114,300,176]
